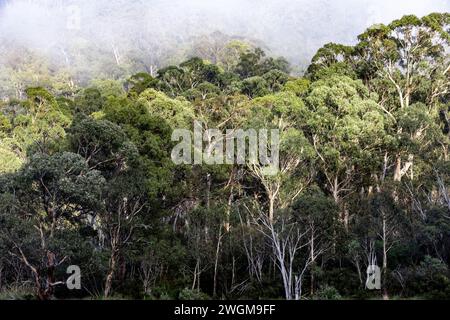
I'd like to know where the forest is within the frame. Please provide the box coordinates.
[0,11,449,300]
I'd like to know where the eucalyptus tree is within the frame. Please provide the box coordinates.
[246,91,316,222]
[254,208,313,300]
[307,43,357,81]
[356,13,450,181]
[0,152,104,300]
[366,191,410,299]
[304,75,389,226]
[292,190,340,295]
[68,115,149,298]
[11,87,71,156]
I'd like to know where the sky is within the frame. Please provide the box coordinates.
[0,0,449,68]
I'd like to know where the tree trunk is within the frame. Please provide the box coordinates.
[206,173,211,210]
[394,155,414,182]
[0,263,3,291]
[44,251,56,299]
[104,250,118,298]
[382,214,389,300]
[310,231,315,296]
[356,260,363,287]
[118,254,126,282]
[342,206,349,230]
[268,195,275,223]
[224,186,233,232]
[192,260,198,291]
[213,230,223,298]
[394,156,402,182]
[295,275,302,300]
[332,177,339,203]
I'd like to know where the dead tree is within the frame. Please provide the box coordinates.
[254,211,313,300]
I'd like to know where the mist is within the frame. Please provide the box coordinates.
[1,0,449,75]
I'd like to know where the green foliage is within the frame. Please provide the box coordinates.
[74,88,105,115]
[178,288,211,300]
[283,78,310,96]
[313,285,342,300]
[125,73,159,97]
[0,14,449,300]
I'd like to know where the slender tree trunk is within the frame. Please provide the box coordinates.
[295,276,302,300]
[197,266,201,292]
[394,155,414,182]
[231,256,236,289]
[45,251,56,299]
[332,177,339,203]
[118,254,126,282]
[192,260,198,291]
[382,213,389,300]
[206,173,211,210]
[225,186,233,232]
[213,230,223,298]
[343,206,349,230]
[268,195,275,223]
[205,174,212,239]
[356,260,363,286]
[394,156,402,182]
[310,231,315,296]
[104,249,118,298]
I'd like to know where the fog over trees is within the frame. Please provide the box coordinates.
[0,1,449,301]
[0,0,448,90]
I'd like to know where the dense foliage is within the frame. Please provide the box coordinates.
[0,13,449,300]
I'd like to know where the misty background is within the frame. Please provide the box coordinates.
[0,0,449,95]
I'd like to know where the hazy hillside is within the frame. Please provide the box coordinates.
[1,0,449,98]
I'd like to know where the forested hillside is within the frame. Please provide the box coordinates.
[0,13,449,300]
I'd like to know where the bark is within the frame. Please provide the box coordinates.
[355,260,362,286]
[224,186,234,232]
[394,156,402,182]
[394,155,414,182]
[104,249,118,298]
[382,212,389,300]
[191,260,198,291]
[310,230,315,296]
[258,215,312,300]
[42,251,57,300]
[213,230,223,298]
[15,243,63,300]
[206,173,211,210]
[268,195,275,223]
[332,176,339,203]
